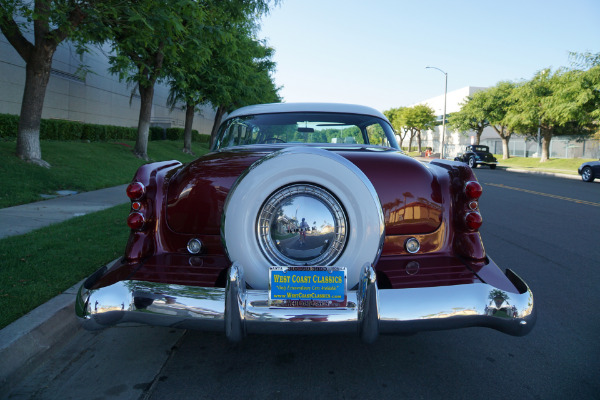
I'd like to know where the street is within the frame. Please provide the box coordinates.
[5,169,600,400]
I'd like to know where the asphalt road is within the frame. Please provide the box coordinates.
[5,169,600,400]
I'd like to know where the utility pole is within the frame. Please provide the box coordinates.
[426,66,447,158]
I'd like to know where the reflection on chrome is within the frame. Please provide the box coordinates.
[77,259,535,341]
[256,184,347,266]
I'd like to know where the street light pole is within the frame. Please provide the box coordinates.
[426,66,447,159]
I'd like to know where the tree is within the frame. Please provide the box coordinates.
[384,107,409,149]
[403,105,437,152]
[161,1,278,149]
[166,0,277,153]
[483,81,518,160]
[204,31,280,147]
[448,90,490,145]
[104,0,206,160]
[505,67,598,162]
[0,0,106,167]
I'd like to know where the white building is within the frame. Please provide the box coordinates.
[1,34,216,135]
[413,87,599,159]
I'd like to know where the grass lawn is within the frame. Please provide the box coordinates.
[495,155,594,175]
[0,139,210,208]
[0,203,130,329]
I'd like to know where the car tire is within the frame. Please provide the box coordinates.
[581,166,594,182]
[468,156,476,168]
[222,147,385,290]
[490,164,497,170]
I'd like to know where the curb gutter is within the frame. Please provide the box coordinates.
[0,279,84,393]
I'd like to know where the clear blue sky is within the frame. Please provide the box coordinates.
[259,0,600,112]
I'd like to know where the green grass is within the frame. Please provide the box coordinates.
[0,139,210,208]
[0,203,131,329]
[495,155,594,175]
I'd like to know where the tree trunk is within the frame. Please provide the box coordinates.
[182,102,195,155]
[417,130,422,152]
[475,127,484,145]
[408,129,415,152]
[16,46,55,168]
[493,125,511,159]
[134,83,155,160]
[540,128,552,162]
[501,137,510,160]
[210,105,226,148]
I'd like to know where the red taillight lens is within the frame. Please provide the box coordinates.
[127,212,145,230]
[465,181,482,199]
[127,182,145,200]
[465,211,483,230]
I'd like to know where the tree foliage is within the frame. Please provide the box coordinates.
[403,105,437,152]
[448,90,491,145]
[504,65,598,162]
[384,105,436,151]
[449,82,518,159]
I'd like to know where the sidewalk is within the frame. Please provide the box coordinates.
[0,184,129,239]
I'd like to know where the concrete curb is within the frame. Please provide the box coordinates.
[0,279,84,393]
[503,167,581,180]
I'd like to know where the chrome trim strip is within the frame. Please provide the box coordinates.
[77,263,535,340]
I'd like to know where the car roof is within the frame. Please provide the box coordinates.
[225,102,389,122]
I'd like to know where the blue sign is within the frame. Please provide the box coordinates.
[269,266,346,307]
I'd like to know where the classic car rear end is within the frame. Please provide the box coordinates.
[76,103,535,342]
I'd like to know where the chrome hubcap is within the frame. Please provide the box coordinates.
[257,184,348,266]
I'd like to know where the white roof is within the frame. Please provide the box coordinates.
[225,102,388,122]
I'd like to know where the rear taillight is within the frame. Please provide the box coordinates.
[127,212,145,230]
[127,182,145,200]
[127,182,147,230]
[465,211,483,230]
[465,181,482,199]
[464,181,482,230]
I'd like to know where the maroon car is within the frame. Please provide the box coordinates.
[76,103,535,342]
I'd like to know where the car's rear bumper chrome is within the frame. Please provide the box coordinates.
[76,260,535,342]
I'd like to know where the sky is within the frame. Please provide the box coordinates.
[259,0,600,112]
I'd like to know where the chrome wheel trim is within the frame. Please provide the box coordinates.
[222,147,385,290]
[257,183,348,266]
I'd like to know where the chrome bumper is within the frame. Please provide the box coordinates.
[76,261,535,342]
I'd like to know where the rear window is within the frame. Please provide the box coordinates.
[213,112,399,150]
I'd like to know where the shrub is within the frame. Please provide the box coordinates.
[0,114,208,143]
[197,133,210,144]
[149,126,165,141]
[0,113,19,138]
[166,127,184,141]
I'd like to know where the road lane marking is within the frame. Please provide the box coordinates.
[485,183,600,207]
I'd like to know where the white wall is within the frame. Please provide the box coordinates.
[0,35,216,135]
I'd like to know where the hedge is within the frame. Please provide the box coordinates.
[0,113,210,143]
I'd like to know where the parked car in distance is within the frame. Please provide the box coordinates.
[578,160,600,182]
[455,145,498,169]
[76,103,535,342]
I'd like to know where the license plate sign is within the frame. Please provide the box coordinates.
[269,266,347,307]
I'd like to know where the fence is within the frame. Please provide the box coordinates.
[481,137,599,159]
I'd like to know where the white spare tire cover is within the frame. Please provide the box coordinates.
[222,147,384,290]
